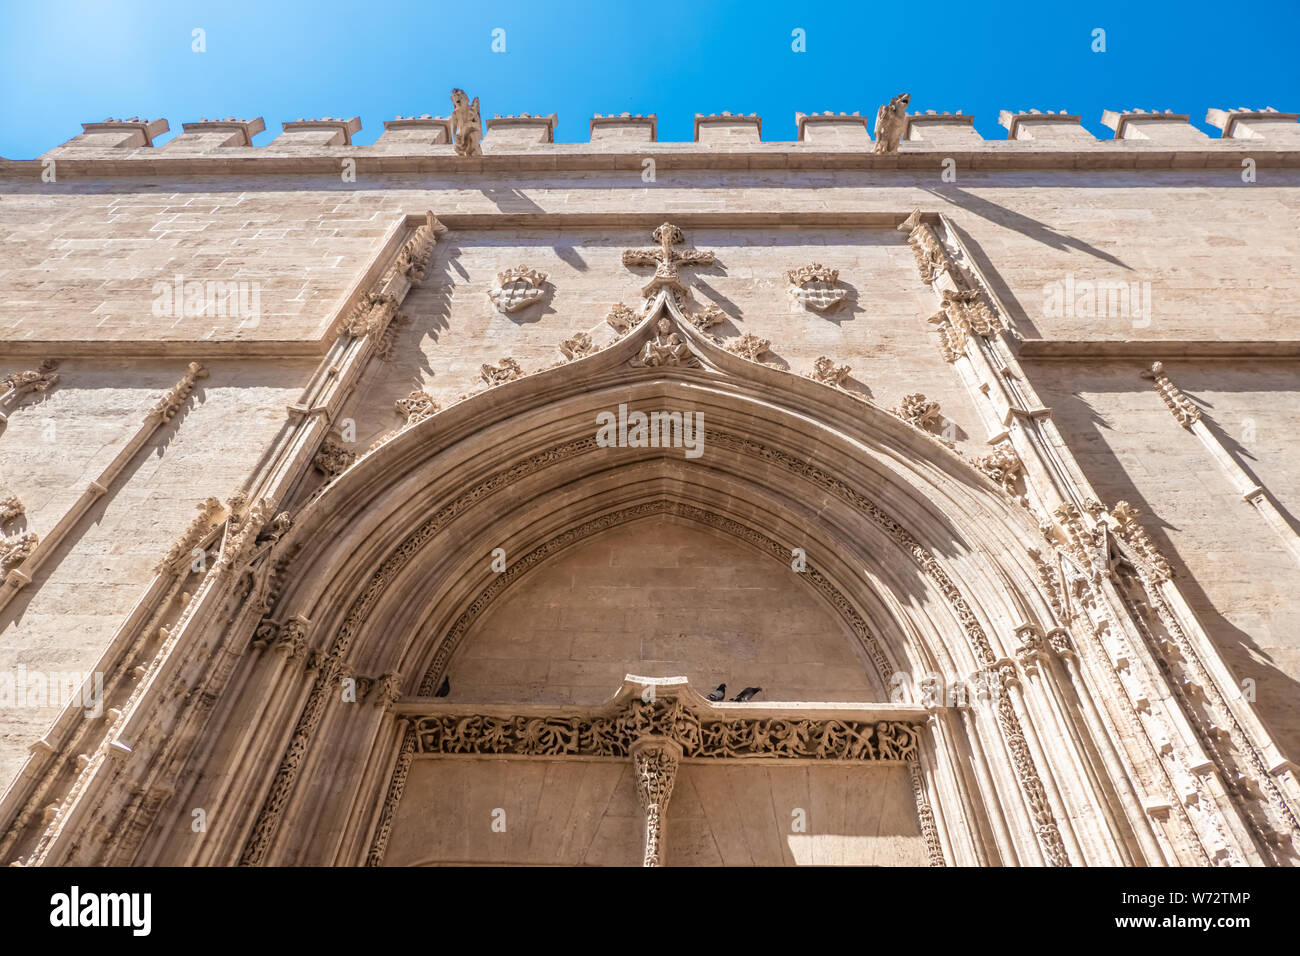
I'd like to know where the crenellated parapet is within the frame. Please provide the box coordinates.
[1205,106,1300,143]
[22,103,1300,172]
[998,109,1091,143]
[590,113,657,142]
[274,116,362,147]
[484,113,557,146]
[694,112,762,142]
[377,115,452,147]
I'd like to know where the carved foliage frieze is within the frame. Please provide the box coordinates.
[413,698,922,762]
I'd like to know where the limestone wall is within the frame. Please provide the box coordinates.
[3,145,1300,799]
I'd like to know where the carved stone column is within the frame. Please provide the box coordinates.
[630,737,681,867]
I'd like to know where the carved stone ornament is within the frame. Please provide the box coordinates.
[873,93,910,154]
[1110,500,1173,581]
[630,317,697,368]
[155,496,223,574]
[688,303,726,331]
[808,356,851,388]
[973,442,1024,495]
[145,362,207,423]
[480,356,524,386]
[411,696,921,762]
[449,88,483,158]
[384,211,445,286]
[897,209,948,286]
[313,432,358,481]
[622,222,715,303]
[342,291,398,339]
[395,390,440,426]
[0,532,38,576]
[893,393,943,431]
[488,266,548,313]
[724,333,772,363]
[632,740,680,867]
[0,359,59,410]
[558,331,597,361]
[605,302,642,336]
[786,263,846,312]
[0,496,25,528]
[1142,361,1202,428]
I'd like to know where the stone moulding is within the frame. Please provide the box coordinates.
[0,361,209,612]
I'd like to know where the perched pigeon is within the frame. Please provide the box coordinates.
[731,687,762,702]
[706,683,726,702]
[434,676,450,698]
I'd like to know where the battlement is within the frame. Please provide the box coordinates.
[10,103,1299,175]
[1205,106,1300,143]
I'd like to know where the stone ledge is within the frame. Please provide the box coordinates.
[9,141,1300,178]
[1017,339,1300,360]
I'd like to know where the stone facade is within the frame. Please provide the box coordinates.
[1,102,1298,867]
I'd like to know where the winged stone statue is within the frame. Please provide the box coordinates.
[450,88,482,157]
[872,93,910,154]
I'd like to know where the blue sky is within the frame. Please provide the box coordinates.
[1,0,1298,158]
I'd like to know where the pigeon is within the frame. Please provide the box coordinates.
[706,683,726,702]
[434,676,450,698]
[730,687,762,702]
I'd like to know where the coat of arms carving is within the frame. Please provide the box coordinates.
[488,266,548,313]
[786,264,846,312]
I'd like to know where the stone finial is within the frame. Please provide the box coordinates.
[872,93,910,153]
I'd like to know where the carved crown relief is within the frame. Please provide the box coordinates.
[488,266,548,314]
[786,263,846,312]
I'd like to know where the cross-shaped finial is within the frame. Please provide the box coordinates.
[622,222,715,301]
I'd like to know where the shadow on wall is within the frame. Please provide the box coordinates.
[924,185,1138,341]
[1038,369,1300,765]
